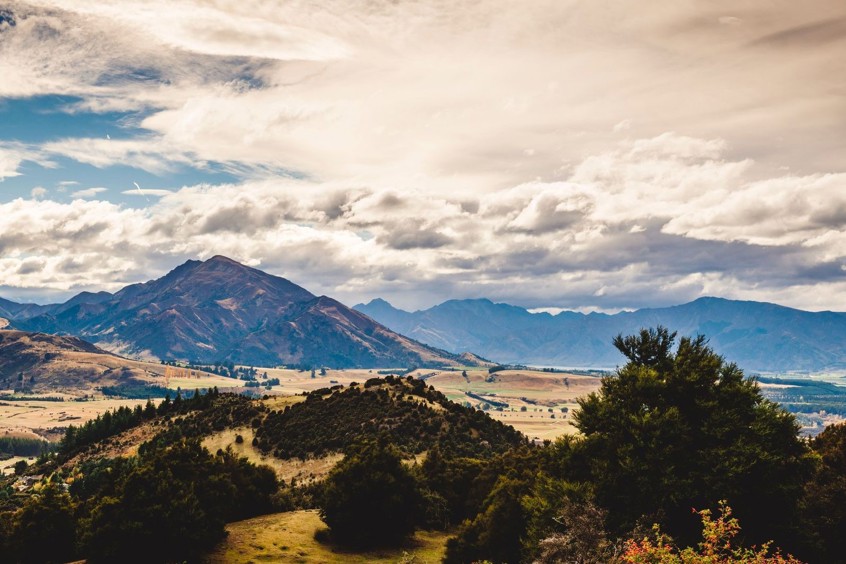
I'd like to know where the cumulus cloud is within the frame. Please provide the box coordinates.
[1,133,845,313]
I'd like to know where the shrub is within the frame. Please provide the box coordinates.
[320,441,420,547]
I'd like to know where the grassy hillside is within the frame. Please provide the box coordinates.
[0,329,235,396]
[205,509,449,563]
[0,376,530,562]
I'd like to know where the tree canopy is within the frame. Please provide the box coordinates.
[320,440,421,548]
[574,326,811,546]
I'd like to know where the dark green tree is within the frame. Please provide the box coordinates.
[799,421,846,563]
[12,460,27,476]
[444,477,529,564]
[10,484,77,563]
[320,440,420,547]
[82,440,277,563]
[573,327,811,547]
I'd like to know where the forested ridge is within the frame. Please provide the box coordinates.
[257,375,526,459]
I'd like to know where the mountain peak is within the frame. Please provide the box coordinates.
[11,259,464,368]
[205,255,242,265]
[359,298,403,312]
[196,255,255,273]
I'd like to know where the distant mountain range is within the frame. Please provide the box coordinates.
[4,256,845,372]
[354,297,846,372]
[0,256,465,369]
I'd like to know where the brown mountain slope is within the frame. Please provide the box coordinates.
[0,330,167,394]
[12,256,468,368]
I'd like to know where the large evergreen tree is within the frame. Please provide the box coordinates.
[8,484,77,564]
[574,327,811,547]
[320,440,420,547]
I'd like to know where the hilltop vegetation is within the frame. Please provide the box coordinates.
[256,376,525,459]
[0,374,524,562]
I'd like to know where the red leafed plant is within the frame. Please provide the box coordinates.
[621,501,804,564]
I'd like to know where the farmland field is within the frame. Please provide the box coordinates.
[0,360,240,441]
[0,398,158,442]
[10,359,846,445]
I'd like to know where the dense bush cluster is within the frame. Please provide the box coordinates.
[574,328,810,546]
[256,375,525,459]
[139,392,262,453]
[0,439,279,563]
[320,440,420,547]
[100,384,172,399]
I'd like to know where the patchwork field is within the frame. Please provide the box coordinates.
[1,361,604,444]
[757,375,846,435]
[205,509,450,564]
[0,371,245,442]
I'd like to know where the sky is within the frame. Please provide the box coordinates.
[0,0,845,312]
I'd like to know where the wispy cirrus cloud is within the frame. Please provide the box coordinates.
[122,188,173,197]
[0,141,53,180]
[70,187,107,198]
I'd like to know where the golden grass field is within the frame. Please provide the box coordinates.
[0,398,157,442]
[205,509,450,564]
[201,405,345,486]
[421,369,601,441]
[0,456,30,476]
